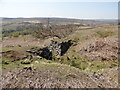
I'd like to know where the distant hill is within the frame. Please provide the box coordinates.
[1,17,117,24]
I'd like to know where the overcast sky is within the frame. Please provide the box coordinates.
[0,0,118,19]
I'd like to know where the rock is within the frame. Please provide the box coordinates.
[21,59,31,64]
[35,61,39,64]
[3,61,9,64]
[27,40,73,60]
[23,66,32,70]
[67,56,70,60]
[18,44,22,47]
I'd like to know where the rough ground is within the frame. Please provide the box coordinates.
[2,63,98,88]
[1,62,118,88]
[78,36,118,61]
[91,67,119,88]
[2,35,56,48]
[1,25,119,88]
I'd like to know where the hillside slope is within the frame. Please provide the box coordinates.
[2,62,99,88]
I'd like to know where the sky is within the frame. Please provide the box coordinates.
[0,0,118,19]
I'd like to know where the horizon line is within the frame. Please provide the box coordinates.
[0,16,118,20]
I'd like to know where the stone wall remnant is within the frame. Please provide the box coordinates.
[27,40,73,60]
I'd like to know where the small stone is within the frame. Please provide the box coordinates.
[35,61,39,64]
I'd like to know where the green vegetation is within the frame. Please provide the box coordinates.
[2,30,34,37]
[86,60,118,73]
[2,22,78,39]
[2,57,21,69]
[96,30,116,38]
[1,52,118,74]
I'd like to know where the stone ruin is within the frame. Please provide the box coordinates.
[27,40,73,60]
